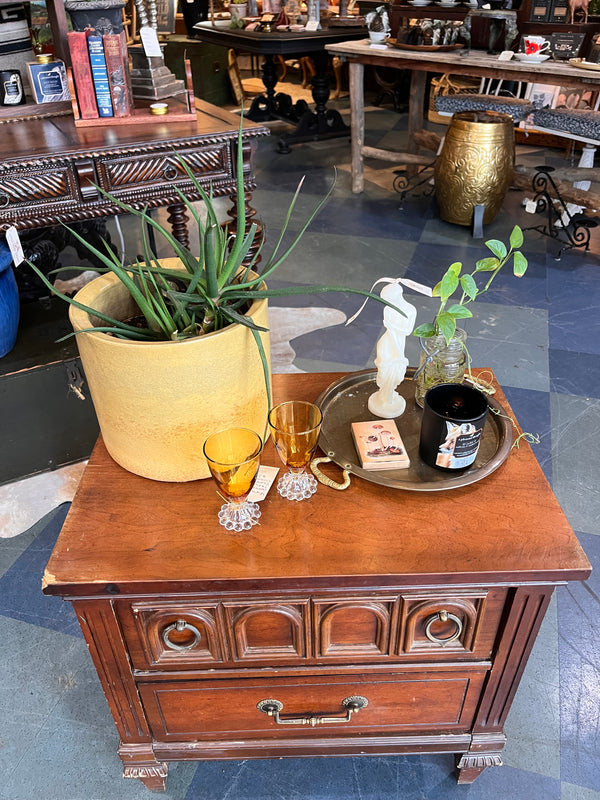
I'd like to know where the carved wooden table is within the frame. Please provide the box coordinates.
[0,99,268,248]
[191,26,365,152]
[42,371,591,792]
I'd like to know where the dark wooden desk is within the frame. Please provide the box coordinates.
[43,370,591,792]
[0,99,268,247]
[326,39,600,191]
[192,25,366,151]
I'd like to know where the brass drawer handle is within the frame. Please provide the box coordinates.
[0,192,10,208]
[162,619,202,651]
[424,609,463,646]
[257,695,368,727]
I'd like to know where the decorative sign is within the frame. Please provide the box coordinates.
[550,32,585,60]
[155,0,177,33]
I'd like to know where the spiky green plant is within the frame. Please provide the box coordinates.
[25,116,401,407]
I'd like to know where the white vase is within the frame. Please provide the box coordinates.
[230,3,248,23]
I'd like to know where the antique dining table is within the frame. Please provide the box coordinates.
[325,39,600,192]
[192,24,366,151]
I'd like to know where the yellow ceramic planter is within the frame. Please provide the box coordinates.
[69,260,271,482]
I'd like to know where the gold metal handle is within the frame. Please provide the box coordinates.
[424,609,463,647]
[162,619,202,652]
[257,695,368,727]
[310,455,351,490]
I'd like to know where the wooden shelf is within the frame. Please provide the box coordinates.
[0,100,71,124]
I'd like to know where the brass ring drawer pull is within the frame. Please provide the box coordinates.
[424,609,463,646]
[162,619,202,651]
[257,695,368,727]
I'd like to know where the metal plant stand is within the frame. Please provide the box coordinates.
[523,165,598,260]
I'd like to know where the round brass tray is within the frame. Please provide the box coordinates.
[315,369,513,491]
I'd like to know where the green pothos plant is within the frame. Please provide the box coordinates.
[413,225,528,345]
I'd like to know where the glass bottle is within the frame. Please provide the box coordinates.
[414,328,467,408]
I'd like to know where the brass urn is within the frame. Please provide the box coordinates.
[434,110,515,227]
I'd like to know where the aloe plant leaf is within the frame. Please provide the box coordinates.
[250,327,271,441]
[26,260,157,337]
[222,305,269,332]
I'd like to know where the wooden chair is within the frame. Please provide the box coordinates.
[227,49,265,106]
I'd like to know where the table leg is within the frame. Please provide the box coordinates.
[166,203,190,248]
[408,70,427,154]
[350,61,364,194]
[277,50,350,153]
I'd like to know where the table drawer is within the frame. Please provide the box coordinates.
[118,589,507,672]
[99,143,231,194]
[139,666,489,741]
[0,164,76,210]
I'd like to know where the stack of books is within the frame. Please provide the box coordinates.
[67,30,133,119]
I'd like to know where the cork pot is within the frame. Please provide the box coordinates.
[69,261,270,482]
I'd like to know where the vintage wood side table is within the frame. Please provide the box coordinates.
[43,371,591,792]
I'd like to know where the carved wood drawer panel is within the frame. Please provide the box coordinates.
[0,164,76,211]
[99,144,231,194]
[138,666,489,742]
[118,588,506,672]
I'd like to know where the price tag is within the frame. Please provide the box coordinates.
[498,50,514,61]
[140,26,163,58]
[247,465,280,502]
[525,199,538,214]
[400,278,433,297]
[305,20,320,30]
[5,226,24,266]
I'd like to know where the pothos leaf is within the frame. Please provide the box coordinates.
[475,257,499,272]
[513,251,528,277]
[460,273,477,300]
[413,322,437,337]
[485,239,507,260]
[437,311,457,344]
[439,269,459,303]
[509,225,524,249]
[447,304,473,319]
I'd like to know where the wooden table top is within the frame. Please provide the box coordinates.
[0,100,268,164]
[191,25,367,56]
[43,371,591,598]
[325,40,600,89]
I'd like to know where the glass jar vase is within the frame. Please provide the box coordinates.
[414,328,467,408]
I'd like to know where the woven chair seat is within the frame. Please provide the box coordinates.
[532,107,600,142]
[435,94,534,122]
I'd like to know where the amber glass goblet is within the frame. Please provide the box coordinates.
[203,428,263,531]
[268,400,323,501]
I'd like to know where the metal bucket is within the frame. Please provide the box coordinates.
[434,110,515,226]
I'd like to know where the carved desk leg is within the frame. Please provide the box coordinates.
[166,203,190,248]
[455,752,503,784]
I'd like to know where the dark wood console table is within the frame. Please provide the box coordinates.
[191,26,365,152]
[43,370,591,792]
[0,100,268,248]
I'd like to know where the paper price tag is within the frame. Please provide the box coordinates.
[498,50,515,61]
[5,226,24,266]
[247,465,280,502]
[525,199,538,214]
[140,26,163,58]
[305,20,320,30]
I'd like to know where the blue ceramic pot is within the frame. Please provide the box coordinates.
[0,242,19,357]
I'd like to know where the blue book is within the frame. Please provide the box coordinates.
[87,35,114,118]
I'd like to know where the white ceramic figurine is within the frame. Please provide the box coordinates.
[368,282,417,418]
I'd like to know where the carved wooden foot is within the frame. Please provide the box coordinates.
[123,761,168,792]
[455,752,503,784]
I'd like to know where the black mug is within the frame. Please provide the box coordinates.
[419,383,489,471]
[0,70,25,106]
